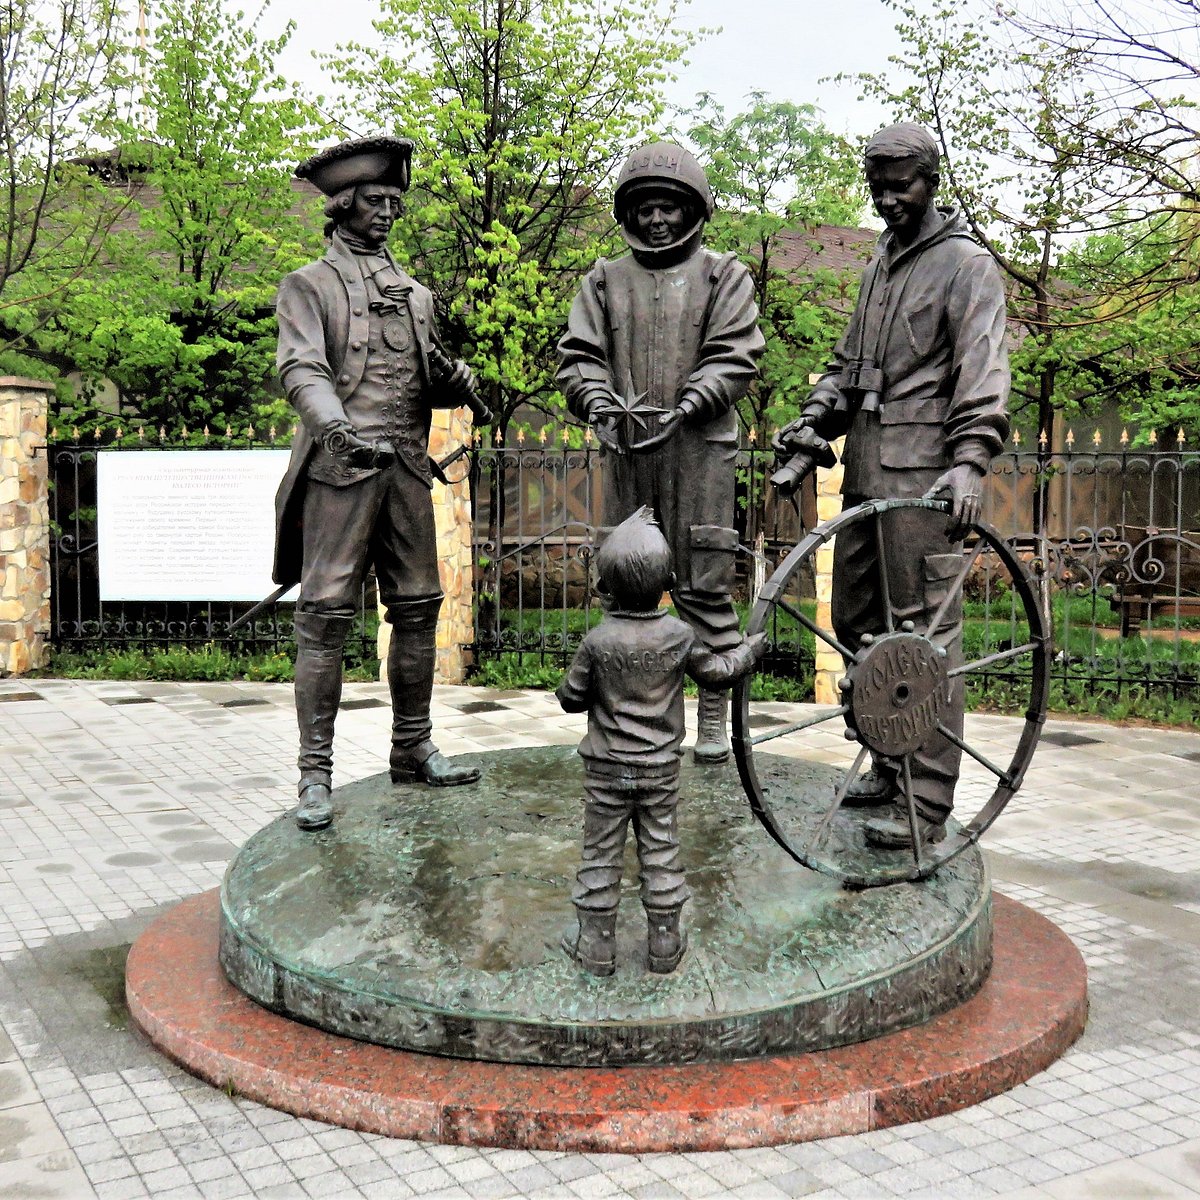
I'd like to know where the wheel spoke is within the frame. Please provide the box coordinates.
[750,705,849,747]
[935,722,1012,785]
[923,541,984,639]
[899,754,923,872]
[948,641,1037,678]
[805,743,870,854]
[774,595,857,662]
[874,508,896,634]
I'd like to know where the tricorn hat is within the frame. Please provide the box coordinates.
[295,136,414,196]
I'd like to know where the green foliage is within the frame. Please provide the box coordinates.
[849,0,1200,444]
[683,94,866,436]
[470,655,567,691]
[469,653,811,704]
[33,0,326,435]
[0,0,132,338]
[748,672,812,703]
[47,642,379,683]
[326,0,701,437]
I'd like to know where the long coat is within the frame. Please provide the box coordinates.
[272,239,454,587]
[556,248,764,595]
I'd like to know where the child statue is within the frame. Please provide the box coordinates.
[556,508,765,977]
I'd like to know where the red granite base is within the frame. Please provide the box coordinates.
[127,890,1087,1152]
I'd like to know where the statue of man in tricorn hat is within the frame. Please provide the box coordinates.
[273,135,487,832]
[556,142,765,765]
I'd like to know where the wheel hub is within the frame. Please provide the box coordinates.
[846,632,950,757]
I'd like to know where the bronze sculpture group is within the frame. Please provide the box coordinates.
[273,123,1010,974]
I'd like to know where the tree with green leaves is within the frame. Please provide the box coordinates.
[849,0,1200,448]
[40,0,325,434]
[0,0,131,372]
[326,0,701,440]
[684,93,865,437]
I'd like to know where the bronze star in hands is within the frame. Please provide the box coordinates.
[595,377,662,452]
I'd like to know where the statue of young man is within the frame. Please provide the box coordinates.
[556,142,765,764]
[273,136,485,831]
[772,123,1010,848]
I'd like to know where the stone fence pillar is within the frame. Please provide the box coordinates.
[812,438,845,705]
[377,407,474,685]
[0,377,52,676]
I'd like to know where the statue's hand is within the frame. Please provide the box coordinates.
[584,391,625,455]
[923,463,985,539]
[592,415,624,455]
[771,412,820,458]
[443,357,477,402]
[747,630,769,662]
[619,405,685,454]
[319,420,395,469]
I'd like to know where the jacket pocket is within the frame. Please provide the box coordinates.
[904,301,940,359]
[879,394,949,425]
[923,552,963,632]
[879,394,951,470]
[689,524,738,595]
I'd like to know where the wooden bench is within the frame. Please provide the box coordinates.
[1106,528,1200,636]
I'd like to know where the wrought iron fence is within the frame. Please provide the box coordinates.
[470,439,1200,703]
[46,427,1200,704]
[983,444,1200,703]
[470,442,816,684]
[47,434,377,662]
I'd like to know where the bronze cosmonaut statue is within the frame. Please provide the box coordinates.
[557,142,765,766]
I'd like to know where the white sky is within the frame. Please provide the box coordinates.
[268,0,901,143]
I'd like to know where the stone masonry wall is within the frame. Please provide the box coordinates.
[377,407,474,685]
[0,378,53,676]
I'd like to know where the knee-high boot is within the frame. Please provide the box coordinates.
[694,688,730,764]
[293,609,354,830]
[386,597,481,787]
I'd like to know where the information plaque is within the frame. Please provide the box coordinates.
[97,450,292,602]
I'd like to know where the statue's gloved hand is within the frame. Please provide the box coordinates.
[923,463,985,539]
[430,346,492,425]
[654,393,700,441]
[584,391,625,455]
[771,411,822,459]
[443,358,477,402]
[747,630,769,662]
[319,420,395,469]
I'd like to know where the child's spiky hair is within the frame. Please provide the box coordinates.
[595,506,673,611]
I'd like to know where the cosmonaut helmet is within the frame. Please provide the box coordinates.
[613,142,713,263]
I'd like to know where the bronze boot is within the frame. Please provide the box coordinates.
[386,597,480,787]
[645,904,687,974]
[292,610,354,831]
[842,763,899,808]
[693,688,730,764]
[561,907,618,977]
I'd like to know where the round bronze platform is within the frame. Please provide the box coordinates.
[218,747,992,1066]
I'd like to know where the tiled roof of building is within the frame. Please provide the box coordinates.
[770,222,878,277]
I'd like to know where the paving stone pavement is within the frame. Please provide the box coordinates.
[1,678,1198,1199]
